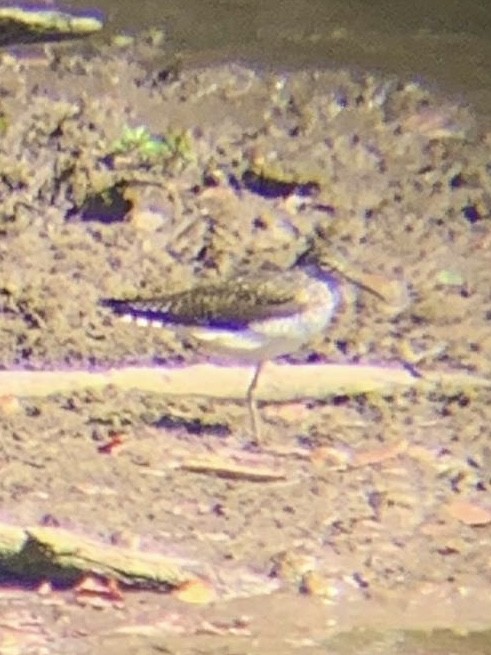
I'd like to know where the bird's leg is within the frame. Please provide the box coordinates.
[247,362,263,444]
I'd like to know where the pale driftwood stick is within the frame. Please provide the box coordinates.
[0,363,488,402]
[0,523,197,589]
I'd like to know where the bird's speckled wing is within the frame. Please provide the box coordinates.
[101,274,307,329]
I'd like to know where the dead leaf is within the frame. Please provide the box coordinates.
[97,432,127,455]
[173,578,216,604]
[74,575,124,608]
[351,440,408,467]
[0,395,21,415]
[446,500,491,526]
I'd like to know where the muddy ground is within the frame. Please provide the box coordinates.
[0,32,491,654]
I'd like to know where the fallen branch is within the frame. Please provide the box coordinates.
[0,6,103,47]
[0,523,197,590]
[0,363,488,403]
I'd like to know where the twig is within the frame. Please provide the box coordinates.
[0,363,488,402]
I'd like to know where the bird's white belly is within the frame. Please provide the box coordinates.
[184,325,302,361]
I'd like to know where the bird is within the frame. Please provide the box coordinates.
[100,258,340,443]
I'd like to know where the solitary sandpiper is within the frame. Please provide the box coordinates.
[101,259,339,442]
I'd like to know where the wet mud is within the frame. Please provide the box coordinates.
[0,32,491,654]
